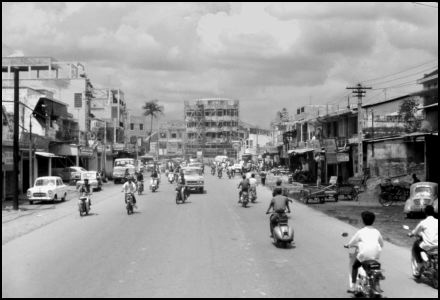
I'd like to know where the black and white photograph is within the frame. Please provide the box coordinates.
[2,2,438,298]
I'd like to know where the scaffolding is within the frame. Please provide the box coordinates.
[184,98,240,158]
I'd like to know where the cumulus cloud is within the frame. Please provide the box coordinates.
[2,2,438,126]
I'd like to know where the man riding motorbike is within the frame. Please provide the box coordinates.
[407,205,438,279]
[177,169,188,201]
[237,175,250,203]
[77,178,92,207]
[249,173,258,201]
[122,176,137,208]
[136,171,144,192]
[266,187,291,236]
[151,169,159,189]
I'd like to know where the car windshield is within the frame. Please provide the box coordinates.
[183,169,200,176]
[414,186,434,196]
[35,179,56,186]
[81,172,97,180]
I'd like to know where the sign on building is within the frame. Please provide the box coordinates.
[337,153,350,162]
[322,139,337,152]
[74,93,82,108]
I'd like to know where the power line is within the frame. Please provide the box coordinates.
[365,65,437,86]
[412,2,438,8]
[360,60,438,84]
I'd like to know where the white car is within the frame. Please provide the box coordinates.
[182,167,205,193]
[27,176,69,205]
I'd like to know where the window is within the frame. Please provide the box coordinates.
[139,124,144,131]
[171,133,177,138]
[130,123,134,130]
[74,93,82,108]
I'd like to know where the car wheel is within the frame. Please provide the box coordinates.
[406,212,413,219]
[62,193,67,201]
[52,195,57,204]
[29,200,33,205]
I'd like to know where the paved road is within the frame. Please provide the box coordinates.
[2,174,437,297]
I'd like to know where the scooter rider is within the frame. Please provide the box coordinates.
[151,168,159,187]
[407,205,438,279]
[78,178,92,207]
[266,187,291,236]
[237,175,250,203]
[345,211,384,294]
[177,169,187,201]
[249,173,258,198]
[122,176,137,208]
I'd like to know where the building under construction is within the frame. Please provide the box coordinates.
[184,98,240,158]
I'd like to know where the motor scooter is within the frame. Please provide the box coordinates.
[125,193,134,215]
[250,187,257,203]
[342,232,385,298]
[168,172,175,183]
[137,180,144,195]
[240,191,249,207]
[150,178,158,192]
[266,210,293,248]
[78,192,91,217]
[176,185,188,204]
[403,225,438,289]
[218,169,223,179]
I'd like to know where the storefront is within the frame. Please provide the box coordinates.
[288,148,316,183]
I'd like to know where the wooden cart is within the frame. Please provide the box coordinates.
[299,184,338,204]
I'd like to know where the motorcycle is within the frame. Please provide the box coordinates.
[218,169,223,179]
[227,169,232,179]
[211,168,216,176]
[176,185,188,204]
[403,225,438,289]
[267,210,294,248]
[137,180,144,195]
[240,191,249,208]
[379,178,410,207]
[150,178,158,192]
[342,232,385,298]
[168,172,175,184]
[125,193,134,215]
[78,192,91,217]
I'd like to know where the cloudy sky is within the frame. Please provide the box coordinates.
[2,2,438,127]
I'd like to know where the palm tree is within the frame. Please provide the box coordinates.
[142,100,164,152]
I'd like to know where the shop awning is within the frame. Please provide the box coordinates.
[35,151,62,158]
[288,148,314,155]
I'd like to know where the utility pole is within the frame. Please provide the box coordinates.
[346,83,372,176]
[13,68,20,210]
[103,121,107,178]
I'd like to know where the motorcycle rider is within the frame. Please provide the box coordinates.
[151,168,159,188]
[345,211,384,294]
[237,175,250,203]
[177,169,187,201]
[77,178,92,207]
[249,173,258,199]
[265,187,291,236]
[122,176,137,208]
[136,171,144,191]
[407,205,438,279]
[412,173,421,184]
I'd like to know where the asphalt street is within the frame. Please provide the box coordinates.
[2,174,438,298]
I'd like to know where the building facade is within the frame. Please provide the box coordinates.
[184,98,240,158]
[157,120,186,159]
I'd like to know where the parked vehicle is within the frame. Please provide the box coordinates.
[404,182,438,218]
[60,166,87,184]
[267,210,294,248]
[379,177,410,207]
[403,225,438,289]
[76,171,102,191]
[342,232,385,298]
[27,176,68,205]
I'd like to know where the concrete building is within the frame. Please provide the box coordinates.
[2,56,97,170]
[2,87,72,198]
[157,120,186,159]
[184,98,240,158]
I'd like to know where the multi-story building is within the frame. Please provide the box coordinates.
[126,114,148,155]
[2,56,96,170]
[184,98,240,158]
[157,120,186,159]
[2,87,72,197]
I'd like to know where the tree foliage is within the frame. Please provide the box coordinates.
[398,98,421,133]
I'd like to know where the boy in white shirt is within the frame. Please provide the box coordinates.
[408,205,438,278]
[345,211,384,293]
